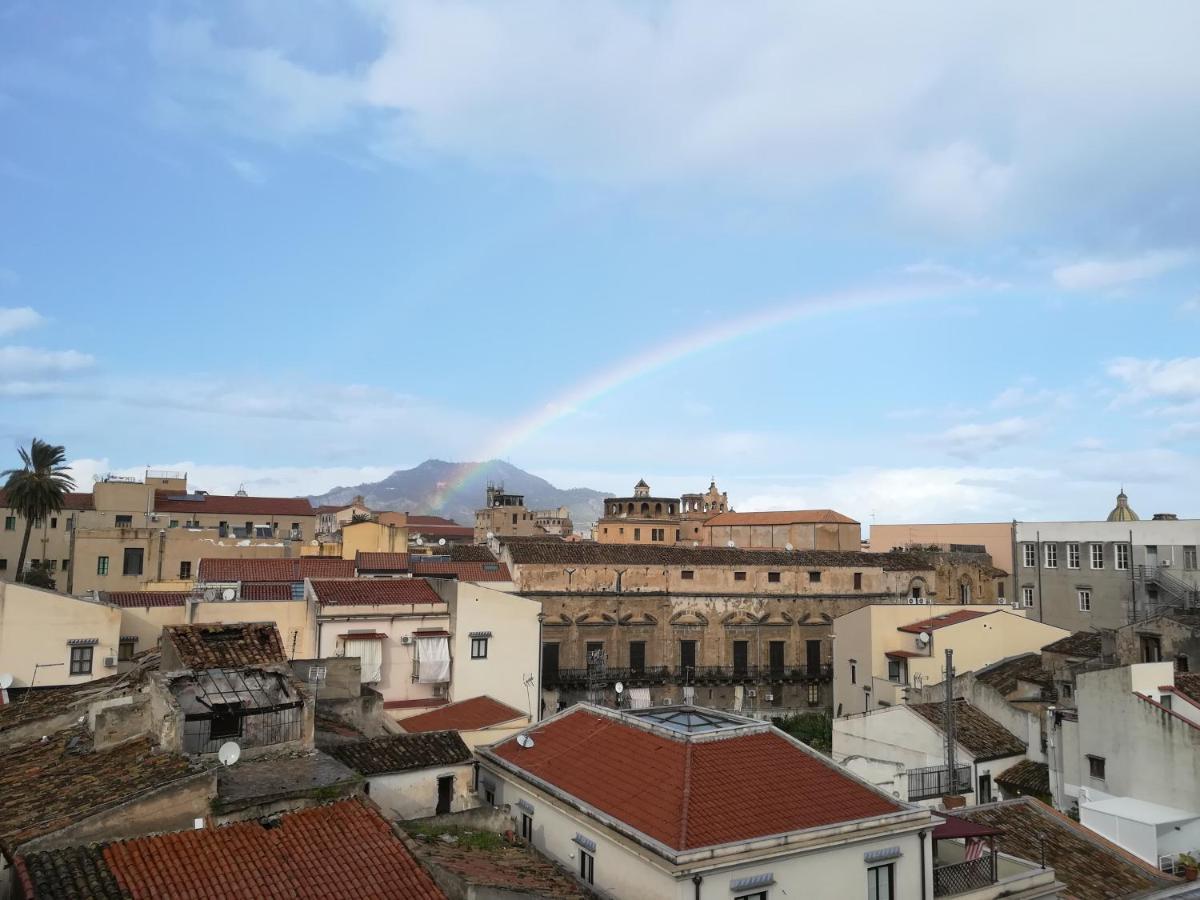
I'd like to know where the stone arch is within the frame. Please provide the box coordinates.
[641,502,650,516]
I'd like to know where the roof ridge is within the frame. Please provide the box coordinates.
[677,741,694,849]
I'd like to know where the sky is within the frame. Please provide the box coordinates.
[2,1,1200,526]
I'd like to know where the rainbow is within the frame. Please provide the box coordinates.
[426,277,959,512]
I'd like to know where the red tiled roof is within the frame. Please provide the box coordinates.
[239,582,294,601]
[401,696,527,734]
[355,552,411,572]
[704,509,859,526]
[909,699,1026,760]
[15,799,446,899]
[885,649,921,659]
[410,560,512,582]
[489,709,903,851]
[898,610,992,633]
[310,579,444,607]
[0,490,94,511]
[103,591,188,608]
[384,698,449,711]
[197,557,354,582]
[163,623,286,669]
[153,491,315,517]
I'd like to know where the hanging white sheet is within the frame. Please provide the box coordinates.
[416,636,451,683]
[628,687,652,709]
[344,638,383,683]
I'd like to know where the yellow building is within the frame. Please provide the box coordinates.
[0,581,123,688]
[474,483,572,543]
[595,478,728,545]
[701,509,861,550]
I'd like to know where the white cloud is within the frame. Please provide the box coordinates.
[991,381,1072,410]
[933,417,1037,459]
[68,458,398,498]
[897,142,1013,228]
[901,261,1010,292]
[0,306,43,337]
[1052,249,1194,291]
[225,155,266,184]
[0,345,93,377]
[1107,356,1200,404]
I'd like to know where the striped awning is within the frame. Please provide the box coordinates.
[573,833,597,853]
[515,799,534,815]
[469,631,493,638]
[863,846,902,863]
[66,637,98,646]
[729,873,774,891]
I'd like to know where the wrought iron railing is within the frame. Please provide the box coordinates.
[933,855,995,896]
[908,763,972,801]
[542,663,833,688]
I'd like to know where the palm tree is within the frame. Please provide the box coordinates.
[2,439,75,583]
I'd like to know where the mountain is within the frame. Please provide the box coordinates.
[309,459,612,530]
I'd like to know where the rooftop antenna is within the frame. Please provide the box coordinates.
[23,662,64,702]
[944,648,957,791]
[516,734,535,749]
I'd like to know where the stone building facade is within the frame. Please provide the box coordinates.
[594,478,726,546]
[473,484,572,543]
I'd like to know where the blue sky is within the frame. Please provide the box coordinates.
[2,1,1200,524]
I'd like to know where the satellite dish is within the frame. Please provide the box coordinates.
[438,538,446,546]
[916,632,931,646]
[614,682,624,694]
[416,537,423,545]
[516,734,535,749]
[310,540,319,547]
[692,541,699,547]
[0,673,12,690]
[785,542,794,552]
[217,742,241,767]
[486,531,495,540]
[726,540,735,548]
[221,588,236,601]
[203,588,217,601]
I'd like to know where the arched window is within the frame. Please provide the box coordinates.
[641,503,650,516]
[627,503,634,515]
[654,503,662,516]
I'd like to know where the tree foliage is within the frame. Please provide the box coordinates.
[2,438,75,584]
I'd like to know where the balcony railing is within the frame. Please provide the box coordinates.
[543,663,833,688]
[908,763,972,801]
[934,855,995,896]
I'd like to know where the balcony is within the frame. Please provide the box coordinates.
[908,763,972,801]
[934,854,995,896]
[543,663,833,689]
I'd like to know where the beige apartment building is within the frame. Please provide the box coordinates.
[701,509,862,550]
[0,470,318,595]
[868,522,1016,578]
[474,483,572,543]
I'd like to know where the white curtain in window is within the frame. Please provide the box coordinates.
[416,636,451,683]
[628,687,652,709]
[345,638,383,683]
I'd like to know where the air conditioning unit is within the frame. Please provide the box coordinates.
[908,598,917,605]
[747,688,757,698]
[764,693,774,702]
[103,656,116,668]
[1162,560,1172,567]
[399,635,414,645]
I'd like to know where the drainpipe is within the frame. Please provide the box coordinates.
[692,874,702,900]
[156,529,167,582]
[1034,530,1043,622]
[919,830,928,899]
[66,517,77,594]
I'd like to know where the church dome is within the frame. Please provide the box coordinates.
[1106,489,1139,522]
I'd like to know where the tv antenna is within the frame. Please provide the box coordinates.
[516,734,535,749]
[218,742,242,767]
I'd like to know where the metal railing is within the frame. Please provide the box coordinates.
[934,855,995,896]
[908,763,971,801]
[1135,565,1200,608]
[543,663,832,688]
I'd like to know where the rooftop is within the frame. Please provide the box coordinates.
[163,622,287,670]
[994,759,1050,797]
[1175,671,1200,705]
[909,699,1027,761]
[703,509,859,526]
[400,696,527,734]
[975,653,1057,701]
[355,551,411,572]
[411,559,512,582]
[154,490,315,517]
[0,727,200,853]
[14,799,446,900]
[102,590,188,608]
[504,542,932,571]
[1041,630,1104,658]
[897,609,992,633]
[484,704,906,854]
[327,731,471,775]
[197,556,354,583]
[957,798,1175,898]
[449,544,499,562]
[309,578,445,607]
[0,490,93,511]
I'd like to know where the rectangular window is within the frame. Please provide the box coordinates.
[586,641,604,666]
[1044,543,1057,568]
[733,571,747,581]
[735,892,768,900]
[767,571,781,583]
[850,662,857,685]
[651,528,664,541]
[1060,680,1073,699]
[97,556,109,576]
[1116,544,1131,570]
[1087,755,1106,780]
[633,527,641,540]
[579,850,594,885]
[122,547,144,576]
[471,637,489,659]
[169,519,179,528]
[1023,544,1036,567]
[679,640,697,672]
[675,529,681,541]
[769,641,785,675]
[888,659,903,682]
[732,640,749,676]
[178,560,192,578]
[115,514,133,527]
[629,641,645,673]
[69,645,93,675]
[1022,586,1035,608]
[210,702,243,740]
[854,572,863,590]
[1078,589,1091,611]
[1067,543,1080,569]
[0,559,6,570]
[808,571,821,583]
[681,569,694,580]
[808,683,820,706]
[520,813,533,841]
[118,640,136,661]
[3,516,14,530]
[867,863,894,900]
[45,559,57,572]
[1186,547,1198,570]
[49,517,57,529]
[1090,543,1104,569]
[997,581,1006,601]
[978,772,993,803]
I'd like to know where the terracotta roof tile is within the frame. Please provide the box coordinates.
[238,582,295,601]
[704,509,859,526]
[401,696,526,733]
[975,653,1057,700]
[410,560,512,582]
[327,731,471,775]
[1041,630,1103,658]
[163,623,286,669]
[153,491,315,517]
[909,699,1026,761]
[897,609,992,633]
[489,709,903,851]
[956,798,1175,898]
[994,760,1050,796]
[355,552,411,572]
[1176,671,1200,705]
[197,557,354,583]
[15,799,446,899]
[0,727,200,854]
[310,578,444,607]
[505,542,931,571]
[0,490,93,511]
[449,545,499,562]
[104,591,188,608]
